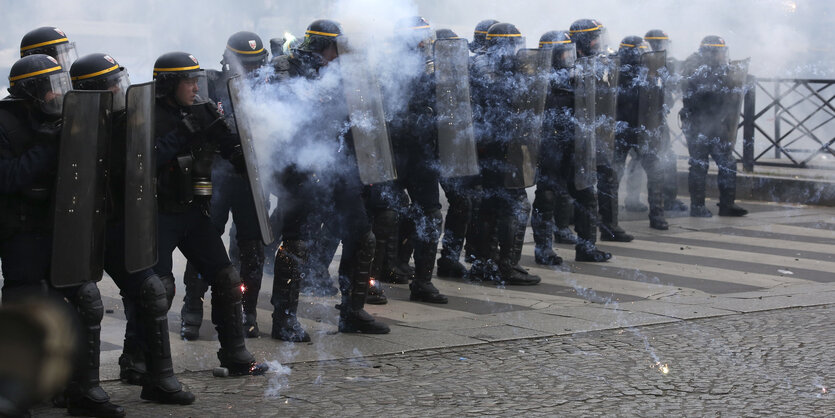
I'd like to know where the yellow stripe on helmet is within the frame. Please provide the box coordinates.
[486,33,522,38]
[408,25,431,30]
[153,65,200,76]
[539,40,572,46]
[71,64,119,81]
[305,29,340,37]
[8,65,62,84]
[226,45,266,55]
[474,30,488,34]
[644,36,669,40]
[19,37,69,52]
[701,43,727,47]
[569,25,603,34]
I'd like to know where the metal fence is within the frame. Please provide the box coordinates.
[739,77,835,171]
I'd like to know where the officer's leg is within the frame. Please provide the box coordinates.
[63,282,125,417]
[563,150,611,262]
[713,138,747,216]
[333,185,389,334]
[437,177,472,277]
[463,182,483,262]
[301,218,340,297]
[229,186,266,338]
[406,173,448,304]
[368,182,408,285]
[686,133,713,217]
[660,124,686,211]
[532,184,561,265]
[468,184,501,282]
[0,232,51,303]
[624,149,648,212]
[496,189,540,285]
[638,143,668,230]
[597,146,633,242]
[178,210,265,375]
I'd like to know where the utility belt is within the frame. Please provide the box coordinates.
[158,152,214,213]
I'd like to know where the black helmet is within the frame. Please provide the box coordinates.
[470,19,499,53]
[644,29,670,52]
[569,19,608,57]
[699,35,729,66]
[222,31,268,74]
[539,30,576,69]
[485,22,524,56]
[435,29,459,40]
[19,26,78,70]
[70,53,131,111]
[297,19,342,53]
[153,51,207,105]
[8,54,72,116]
[618,35,648,65]
[394,16,434,59]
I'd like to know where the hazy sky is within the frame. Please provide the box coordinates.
[1,0,832,92]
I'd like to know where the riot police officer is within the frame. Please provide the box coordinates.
[367,16,448,303]
[679,36,748,217]
[152,51,267,375]
[70,53,195,405]
[469,19,499,54]
[19,26,77,70]
[269,19,390,341]
[1,54,125,417]
[468,22,541,285]
[180,31,270,341]
[570,19,635,242]
[533,31,612,263]
[612,36,668,230]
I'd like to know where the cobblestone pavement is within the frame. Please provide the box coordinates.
[34,304,834,417]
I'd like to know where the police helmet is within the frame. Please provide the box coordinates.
[153,51,207,104]
[699,35,729,66]
[618,35,648,65]
[19,26,78,70]
[644,29,670,52]
[297,19,342,53]
[471,19,499,53]
[569,19,608,57]
[70,53,131,111]
[8,54,72,116]
[485,22,524,55]
[435,29,460,40]
[222,31,268,74]
[539,30,576,69]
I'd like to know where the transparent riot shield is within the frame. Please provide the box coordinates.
[718,58,750,146]
[51,90,112,287]
[593,55,619,165]
[637,51,667,151]
[574,56,597,191]
[336,36,397,185]
[434,38,479,178]
[124,82,158,273]
[504,48,553,189]
[227,75,275,246]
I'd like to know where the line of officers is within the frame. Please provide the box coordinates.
[0,14,749,416]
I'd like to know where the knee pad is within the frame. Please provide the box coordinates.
[356,231,376,265]
[533,189,557,212]
[372,209,399,234]
[72,282,104,326]
[139,275,170,318]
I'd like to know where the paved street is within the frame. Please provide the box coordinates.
[26,197,835,416]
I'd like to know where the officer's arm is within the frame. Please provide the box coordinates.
[154,127,191,169]
[0,132,58,193]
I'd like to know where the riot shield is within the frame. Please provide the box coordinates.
[227,75,275,246]
[718,58,750,146]
[504,48,553,189]
[51,91,112,287]
[336,36,397,185]
[574,56,597,190]
[124,82,158,273]
[593,55,619,165]
[434,38,479,178]
[637,51,667,151]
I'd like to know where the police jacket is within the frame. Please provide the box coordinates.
[616,56,642,129]
[0,98,60,236]
[678,53,735,135]
[154,97,240,213]
[542,67,575,146]
[386,58,438,170]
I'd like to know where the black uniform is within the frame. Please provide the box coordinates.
[268,43,389,341]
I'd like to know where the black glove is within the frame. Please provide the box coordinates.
[228,144,248,178]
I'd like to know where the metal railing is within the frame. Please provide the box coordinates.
[739,77,835,171]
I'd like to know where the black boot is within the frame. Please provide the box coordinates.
[718,185,747,216]
[689,165,712,217]
[438,186,471,278]
[138,277,195,405]
[535,246,563,266]
[180,262,207,341]
[409,280,448,304]
[436,257,468,278]
[498,204,541,286]
[554,196,578,244]
[599,224,634,242]
[270,241,311,342]
[213,266,269,376]
[647,172,668,230]
[575,243,612,262]
[339,232,390,334]
[690,204,713,217]
[238,240,265,338]
[366,279,388,305]
[718,203,748,217]
[67,283,125,418]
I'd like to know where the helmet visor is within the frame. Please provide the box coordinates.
[36,71,72,116]
[553,44,577,69]
[54,42,78,71]
[174,70,209,106]
[106,70,131,112]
